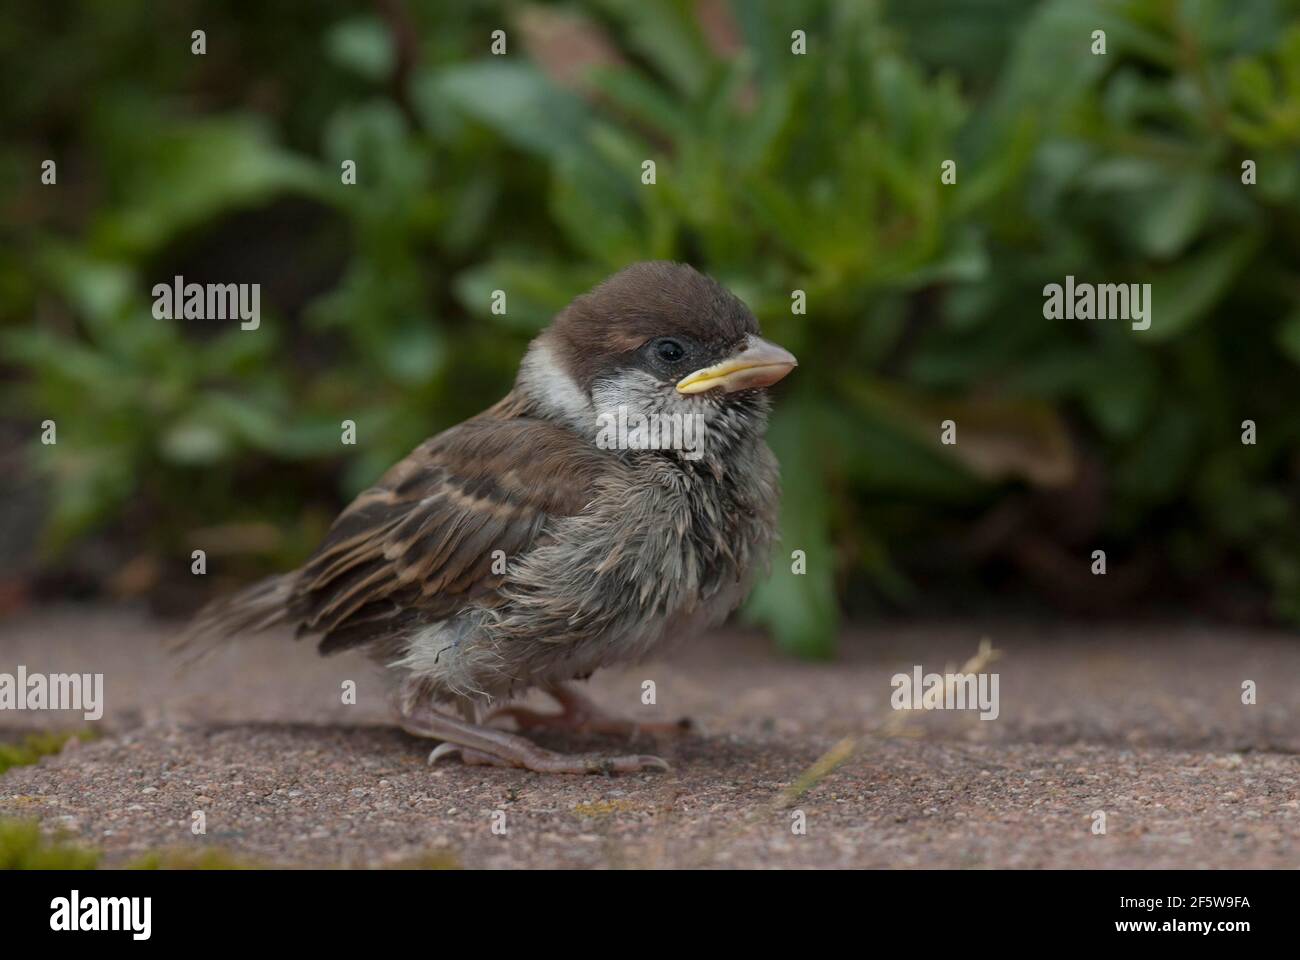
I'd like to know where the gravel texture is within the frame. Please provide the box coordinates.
[1,607,1297,868]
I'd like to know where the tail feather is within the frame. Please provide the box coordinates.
[174,572,297,662]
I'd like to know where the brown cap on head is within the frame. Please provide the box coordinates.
[545,261,760,392]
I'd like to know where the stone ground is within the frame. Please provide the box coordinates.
[0,606,1297,868]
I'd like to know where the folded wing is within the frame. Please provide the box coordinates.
[288,413,611,653]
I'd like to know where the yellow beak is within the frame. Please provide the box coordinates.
[675,335,798,395]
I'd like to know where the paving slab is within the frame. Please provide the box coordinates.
[1,607,1296,868]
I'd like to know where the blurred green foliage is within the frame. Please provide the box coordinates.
[3,0,1300,655]
[0,729,97,775]
[0,818,100,869]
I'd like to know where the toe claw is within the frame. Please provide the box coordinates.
[427,742,462,766]
[589,754,671,774]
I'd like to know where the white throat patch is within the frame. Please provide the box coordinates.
[517,338,593,434]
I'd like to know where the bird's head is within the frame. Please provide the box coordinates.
[517,262,796,461]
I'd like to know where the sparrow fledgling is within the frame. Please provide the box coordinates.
[186,261,796,773]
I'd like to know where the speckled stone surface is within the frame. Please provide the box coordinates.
[2,607,1296,868]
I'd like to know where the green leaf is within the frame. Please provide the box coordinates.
[1134,172,1214,259]
[159,418,231,465]
[423,62,590,159]
[93,115,324,256]
[324,17,395,82]
[1142,232,1260,340]
[454,259,601,331]
[743,399,839,658]
[591,0,713,98]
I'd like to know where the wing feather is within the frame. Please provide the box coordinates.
[287,410,612,652]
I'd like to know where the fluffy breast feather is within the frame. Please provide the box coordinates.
[398,439,780,704]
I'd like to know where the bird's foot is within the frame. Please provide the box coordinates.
[402,704,669,775]
[427,741,669,774]
[487,682,692,739]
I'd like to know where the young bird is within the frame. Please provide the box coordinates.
[186,262,796,773]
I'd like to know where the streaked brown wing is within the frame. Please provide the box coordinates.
[289,411,610,653]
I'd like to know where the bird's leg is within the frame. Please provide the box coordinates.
[488,681,692,737]
[399,700,670,775]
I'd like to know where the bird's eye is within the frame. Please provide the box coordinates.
[655,338,685,363]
